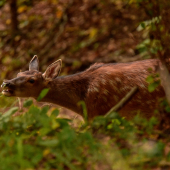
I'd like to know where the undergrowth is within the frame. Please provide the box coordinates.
[0,95,170,170]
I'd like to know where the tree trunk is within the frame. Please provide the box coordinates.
[9,0,19,36]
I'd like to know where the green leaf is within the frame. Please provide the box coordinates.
[149,117,158,125]
[31,152,43,165]
[23,99,33,107]
[148,81,160,92]
[146,75,154,83]
[112,119,121,125]
[165,105,170,112]
[141,22,145,28]
[107,124,113,129]
[17,138,23,160]
[167,152,170,161]
[152,142,165,157]
[78,101,88,122]
[40,106,49,115]
[28,105,40,114]
[37,88,49,101]
[39,128,51,136]
[148,84,155,92]
[1,107,18,119]
[51,109,59,117]
[39,139,59,147]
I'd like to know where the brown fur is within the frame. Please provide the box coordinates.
[84,59,164,119]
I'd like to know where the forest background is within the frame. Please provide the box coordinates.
[0,0,170,170]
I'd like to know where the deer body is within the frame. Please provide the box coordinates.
[1,56,165,119]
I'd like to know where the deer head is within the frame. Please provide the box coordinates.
[1,55,62,98]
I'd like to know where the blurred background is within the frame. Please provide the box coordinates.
[0,0,152,80]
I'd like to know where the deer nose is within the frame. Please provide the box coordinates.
[1,82,10,88]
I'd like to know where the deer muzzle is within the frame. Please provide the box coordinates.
[1,82,14,96]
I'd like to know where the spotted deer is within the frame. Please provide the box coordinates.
[1,55,165,119]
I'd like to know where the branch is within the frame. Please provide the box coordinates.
[105,86,138,117]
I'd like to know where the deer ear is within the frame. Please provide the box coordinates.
[43,59,62,80]
[29,55,39,71]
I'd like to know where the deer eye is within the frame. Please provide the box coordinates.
[28,79,35,84]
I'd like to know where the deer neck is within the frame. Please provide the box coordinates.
[42,73,89,114]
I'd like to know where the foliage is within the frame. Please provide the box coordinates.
[0,0,147,80]
[0,102,100,170]
[0,97,169,170]
[146,74,160,92]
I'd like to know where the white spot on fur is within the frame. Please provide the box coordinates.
[94,87,99,92]
[105,71,112,75]
[88,88,94,93]
[123,86,131,91]
[94,82,100,89]
[140,84,146,88]
[103,89,109,95]
[101,79,106,85]
[115,77,121,82]
[88,86,100,93]
[109,80,114,86]
[120,86,128,92]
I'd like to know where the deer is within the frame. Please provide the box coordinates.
[1,55,165,120]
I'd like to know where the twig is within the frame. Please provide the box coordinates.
[105,86,138,117]
[18,97,23,111]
